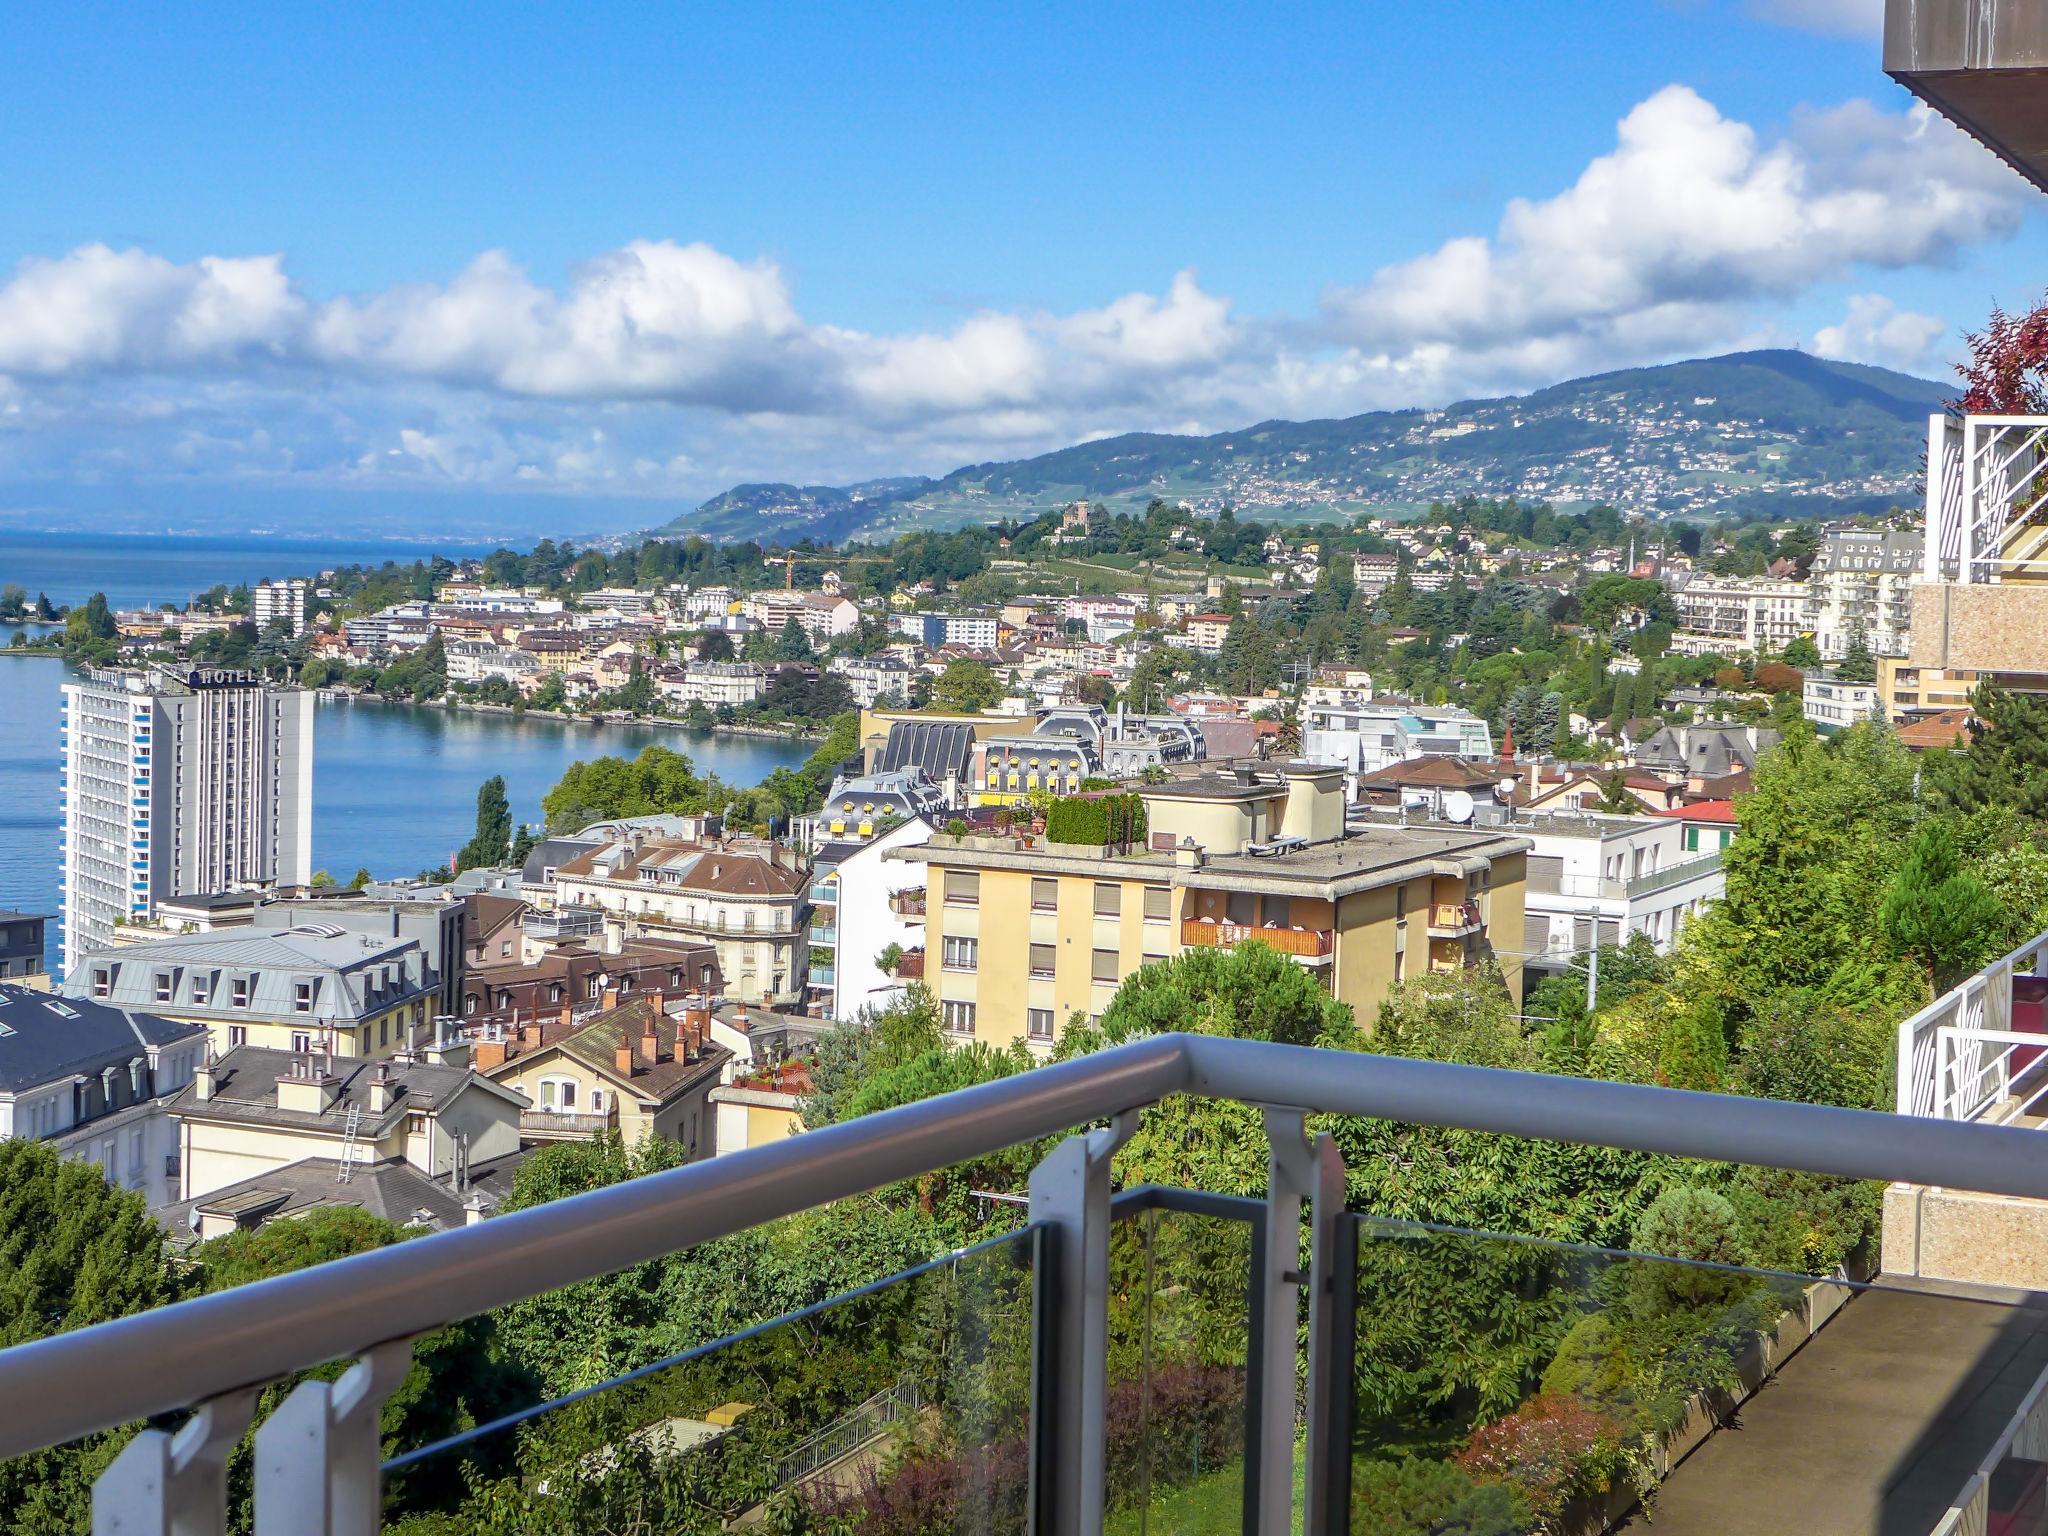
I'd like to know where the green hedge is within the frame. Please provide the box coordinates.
[1046,793,1148,848]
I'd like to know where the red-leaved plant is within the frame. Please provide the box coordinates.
[1454,1391,1626,1523]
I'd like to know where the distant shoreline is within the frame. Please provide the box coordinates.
[318,690,824,744]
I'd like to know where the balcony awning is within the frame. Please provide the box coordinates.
[1886,0,2048,192]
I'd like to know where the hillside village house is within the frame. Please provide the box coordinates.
[551,833,809,1005]
[0,982,207,1208]
[476,993,729,1156]
[166,1039,527,1233]
[898,764,1529,1052]
[66,926,440,1062]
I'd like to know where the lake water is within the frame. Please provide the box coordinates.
[0,650,811,974]
[0,530,500,612]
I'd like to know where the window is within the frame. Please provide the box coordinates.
[942,999,976,1033]
[229,1025,247,1047]
[944,870,979,906]
[1027,1008,1055,1041]
[294,981,313,1013]
[942,936,979,972]
[191,975,209,1006]
[231,977,250,1008]
[1395,886,1407,919]
[91,967,110,999]
[152,971,172,1002]
[587,974,602,999]
[1142,886,1171,923]
[379,1018,389,1047]
[1029,943,1056,979]
[290,1030,313,1054]
[1030,877,1058,912]
[589,1089,605,1114]
[1093,883,1121,918]
[1091,948,1120,985]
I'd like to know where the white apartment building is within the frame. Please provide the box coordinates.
[1351,553,1399,596]
[584,587,657,620]
[798,592,861,641]
[438,589,564,617]
[681,586,735,623]
[1803,674,1882,734]
[1807,526,1917,659]
[678,662,765,708]
[250,578,308,637]
[1671,577,1809,652]
[446,641,541,689]
[827,816,935,1022]
[1515,811,1726,975]
[1302,697,1493,791]
[829,655,918,707]
[61,668,313,978]
[742,591,807,633]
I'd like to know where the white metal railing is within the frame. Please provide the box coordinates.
[1897,929,2048,1120]
[1930,1354,2048,1536]
[1924,413,2048,585]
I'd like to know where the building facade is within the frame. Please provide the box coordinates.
[250,579,309,637]
[1671,578,1809,652]
[60,667,314,977]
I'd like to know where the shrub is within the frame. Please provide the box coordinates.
[1044,792,1147,848]
[1627,1186,1750,1316]
[945,817,969,836]
[1350,1456,1532,1536]
[1454,1392,1625,1522]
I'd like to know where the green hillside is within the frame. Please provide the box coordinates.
[647,349,1948,544]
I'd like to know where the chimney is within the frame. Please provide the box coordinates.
[475,1039,507,1072]
[615,1041,636,1077]
[646,987,665,1016]
[558,999,574,1030]
[641,1019,662,1064]
[463,1192,489,1226]
[194,1056,217,1102]
[602,985,620,1011]
[368,1062,397,1113]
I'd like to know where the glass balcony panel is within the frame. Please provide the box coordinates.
[1106,1193,1258,1533]
[383,1224,1037,1531]
[1338,1214,2048,1536]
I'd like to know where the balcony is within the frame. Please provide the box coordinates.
[1179,917,1333,960]
[889,889,927,919]
[1426,899,1483,937]
[519,1109,615,1141]
[14,1034,2048,1533]
[1627,850,1724,900]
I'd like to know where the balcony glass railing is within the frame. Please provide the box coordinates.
[15,1035,2048,1533]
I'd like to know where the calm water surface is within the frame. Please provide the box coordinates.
[0,650,809,972]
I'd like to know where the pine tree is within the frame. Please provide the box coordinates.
[1837,626,1877,683]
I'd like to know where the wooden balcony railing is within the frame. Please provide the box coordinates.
[1427,901,1483,934]
[1180,919,1333,958]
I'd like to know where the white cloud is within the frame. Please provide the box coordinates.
[0,84,2026,500]
[1812,293,1948,371]
[1321,86,2021,394]
[1743,0,1882,38]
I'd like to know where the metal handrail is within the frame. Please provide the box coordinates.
[11,1031,2048,1459]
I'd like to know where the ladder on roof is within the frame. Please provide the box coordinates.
[336,1103,362,1183]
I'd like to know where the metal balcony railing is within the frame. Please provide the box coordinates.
[1625,849,1724,899]
[12,1035,2048,1533]
[1898,926,2048,1125]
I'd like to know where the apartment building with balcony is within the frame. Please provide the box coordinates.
[1511,810,1727,980]
[60,665,313,977]
[826,816,936,1023]
[550,834,809,1005]
[64,925,439,1062]
[1808,525,1918,658]
[896,763,1528,1051]
[457,936,720,1030]
[1671,576,1809,652]
[1300,696,1493,794]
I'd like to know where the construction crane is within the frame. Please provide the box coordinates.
[779,551,892,588]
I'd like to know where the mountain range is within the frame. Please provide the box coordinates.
[646,349,1951,546]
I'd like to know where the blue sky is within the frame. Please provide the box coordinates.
[0,0,2041,536]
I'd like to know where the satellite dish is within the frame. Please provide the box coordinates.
[1442,790,1475,823]
[1499,778,1519,799]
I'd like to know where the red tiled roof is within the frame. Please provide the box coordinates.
[1654,799,1738,824]
[1896,710,1976,752]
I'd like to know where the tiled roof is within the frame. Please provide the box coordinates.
[1897,710,1976,752]
[1654,799,1739,824]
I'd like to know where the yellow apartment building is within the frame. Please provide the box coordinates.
[895,763,1529,1052]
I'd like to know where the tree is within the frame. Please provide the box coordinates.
[930,659,1003,712]
[0,583,25,621]
[309,868,337,888]
[773,616,815,662]
[542,745,707,831]
[1836,627,1876,684]
[0,1141,177,1525]
[1931,682,2048,824]
[1955,292,2048,413]
[1782,635,1821,669]
[1880,819,2006,992]
[348,867,373,889]
[696,629,735,662]
[458,775,513,870]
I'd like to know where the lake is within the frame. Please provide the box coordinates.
[0,651,812,973]
[0,530,500,612]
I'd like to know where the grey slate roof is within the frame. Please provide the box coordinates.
[159,1150,531,1243]
[0,983,206,1093]
[168,1045,522,1136]
[67,927,434,1024]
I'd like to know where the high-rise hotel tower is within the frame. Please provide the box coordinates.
[59,667,313,977]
